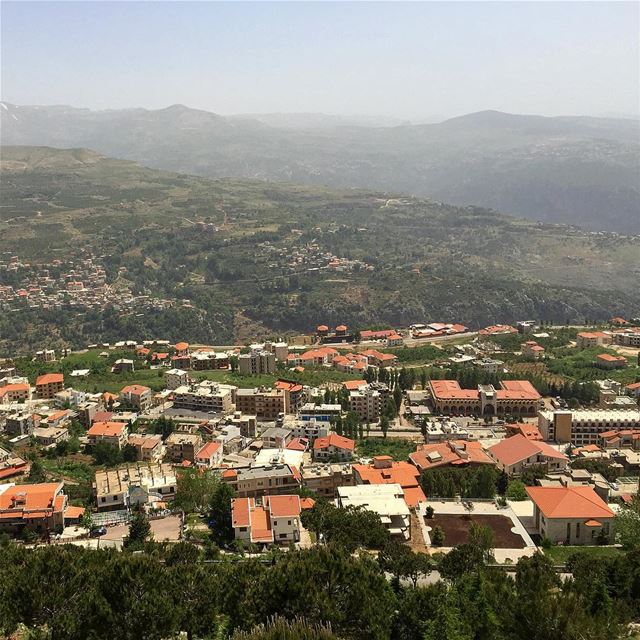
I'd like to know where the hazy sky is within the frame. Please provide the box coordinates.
[2,1,638,119]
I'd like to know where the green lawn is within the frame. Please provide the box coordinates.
[543,545,625,564]
[356,437,417,461]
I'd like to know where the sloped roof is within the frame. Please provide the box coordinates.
[525,486,614,519]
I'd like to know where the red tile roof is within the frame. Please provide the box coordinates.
[489,434,567,467]
[265,494,301,518]
[87,421,126,437]
[196,441,221,460]
[36,373,63,386]
[525,486,614,520]
[410,440,494,471]
[313,433,355,451]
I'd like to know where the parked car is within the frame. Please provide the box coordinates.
[89,526,107,538]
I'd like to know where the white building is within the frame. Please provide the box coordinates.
[165,369,190,390]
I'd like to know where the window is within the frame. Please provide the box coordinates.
[101,497,106,503]
[239,527,247,532]
[576,523,581,538]
[288,520,292,525]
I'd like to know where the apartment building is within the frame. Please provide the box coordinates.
[32,426,69,447]
[165,368,190,390]
[539,408,640,445]
[235,388,286,420]
[576,331,612,348]
[289,419,330,443]
[0,382,31,404]
[298,403,342,424]
[87,421,129,449]
[172,382,235,414]
[596,353,627,369]
[93,463,176,511]
[190,351,229,370]
[35,373,64,399]
[4,412,38,437]
[164,432,203,463]
[0,482,67,534]
[119,385,152,411]
[612,329,640,348]
[127,434,164,462]
[349,387,381,422]
[238,349,276,376]
[195,441,223,468]
[221,464,301,498]
[301,463,354,498]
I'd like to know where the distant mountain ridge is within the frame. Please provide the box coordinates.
[2,102,638,233]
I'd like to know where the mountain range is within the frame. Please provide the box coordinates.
[2,102,638,233]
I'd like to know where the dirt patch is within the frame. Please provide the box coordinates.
[427,513,526,549]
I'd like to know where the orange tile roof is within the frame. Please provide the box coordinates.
[597,353,626,362]
[300,497,316,510]
[196,442,221,459]
[525,486,614,520]
[64,505,85,519]
[410,440,494,471]
[489,434,567,467]
[0,482,64,517]
[87,421,126,437]
[265,494,301,518]
[36,373,63,386]
[479,324,517,335]
[314,433,355,451]
[430,380,479,400]
[274,380,303,392]
[353,461,426,507]
[174,342,189,351]
[496,380,541,401]
[342,379,368,391]
[120,384,151,396]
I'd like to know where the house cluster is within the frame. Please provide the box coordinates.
[0,254,175,314]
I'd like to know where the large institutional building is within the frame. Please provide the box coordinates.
[429,380,542,417]
[538,409,640,445]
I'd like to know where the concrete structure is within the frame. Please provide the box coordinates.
[301,463,354,498]
[298,403,342,424]
[410,440,494,472]
[596,353,627,369]
[172,382,234,414]
[165,368,190,390]
[349,387,381,422]
[221,464,301,498]
[539,409,640,445]
[235,388,286,420]
[337,484,411,540]
[526,485,615,545]
[93,463,177,511]
[238,349,276,376]
[576,332,612,348]
[165,432,203,463]
[261,426,292,449]
[119,385,152,411]
[127,434,164,462]
[521,341,545,360]
[35,373,64,399]
[32,426,69,447]
[87,421,129,449]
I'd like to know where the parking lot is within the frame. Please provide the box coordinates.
[102,514,182,542]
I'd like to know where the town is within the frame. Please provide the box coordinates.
[1,315,638,561]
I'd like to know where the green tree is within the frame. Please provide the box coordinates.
[123,508,151,550]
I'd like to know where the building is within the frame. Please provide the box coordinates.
[232,494,301,545]
[409,440,494,472]
[127,434,164,462]
[93,463,177,511]
[195,441,223,468]
[35,349,56,362]
[599,429,640,450]
[626,382,640,399]
[521,341,545,360]
[165,368,190,390]
[221,464,301,498]
[479,325,518,338]
[505,423,543,440]
[274,380,305,413]
[301,463,354,497]
[429,380,542,417]
[261,426,292,449]
[238,349,276,376]
[235,388,286,420]
[298,403,342,424]
[312,433,355,462]
[360,349,398,368]
[112,359,135,373]
[4,412,38,437]
[87,421,129,449]
[0,482,67,534]
[174,341,190,357]
[539,409,640,445]
[190,351,229,370]
[35,373,64,399]
[352,456,426,508]
[172,382,234,414]
[576,331,612,348]
[119,385,152,411]
[526,485,614,545]
[337,484,411,540]
[32,426,69,447]
[265,341,289,362]
[289,419,330,443]
[349,387,381,422]
[611,328,640,348]
[164,432,203,463]
[226,412,258,438]
[488,434,568,475]
[0,448,29,481]
[596,353,627,369]
[0,382,31,404]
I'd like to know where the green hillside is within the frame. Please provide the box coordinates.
[1,145,639,353]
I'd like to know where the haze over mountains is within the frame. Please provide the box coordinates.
[2,102,639,234]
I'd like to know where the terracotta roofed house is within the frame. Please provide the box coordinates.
[87,421,129,449]
[488,434,568,475]
[313,433,355,461]
[526,485,614,544]
[409,440,495,473]
[0,481,67,533]
[119,384,153,411]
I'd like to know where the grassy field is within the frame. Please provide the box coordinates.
[356,437,418,461]
[543,545,626,564]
